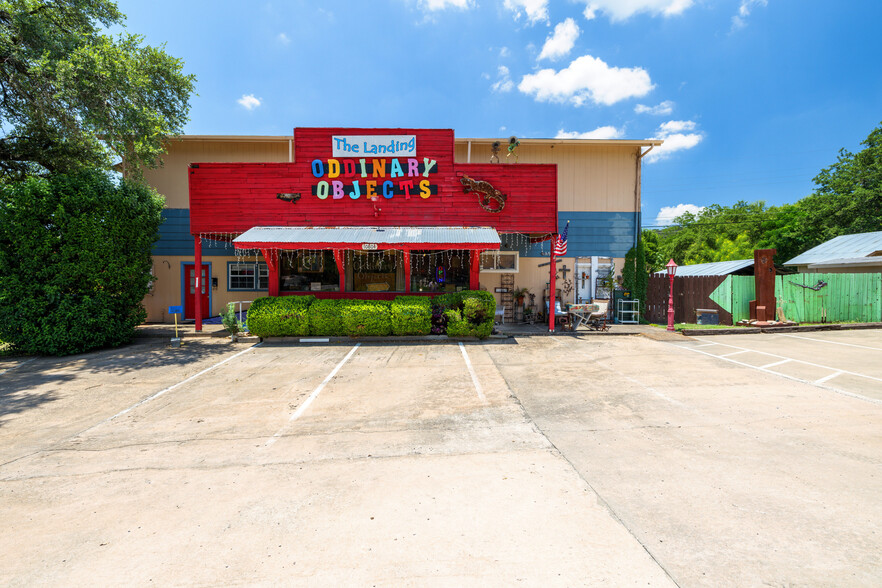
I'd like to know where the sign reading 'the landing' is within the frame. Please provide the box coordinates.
[332,135,416,157]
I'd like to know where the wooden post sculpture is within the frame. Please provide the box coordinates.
[749,249,776,322]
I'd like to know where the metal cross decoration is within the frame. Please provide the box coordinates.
[557,264,571,281]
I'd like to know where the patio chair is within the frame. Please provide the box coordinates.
[495,305,505,324]
[545,300,569,327]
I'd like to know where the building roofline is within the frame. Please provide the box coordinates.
[165,134,663,147]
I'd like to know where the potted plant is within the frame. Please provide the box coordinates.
[219,302,242,341]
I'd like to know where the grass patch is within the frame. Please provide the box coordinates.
[649,323,736,331]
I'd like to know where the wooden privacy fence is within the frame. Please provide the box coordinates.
[648,272,882,325]
[646,275,732,324]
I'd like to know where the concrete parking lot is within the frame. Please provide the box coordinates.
[1,330,880,586]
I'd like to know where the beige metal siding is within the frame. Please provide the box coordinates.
[455,141,638,213]
[143,139,290,208]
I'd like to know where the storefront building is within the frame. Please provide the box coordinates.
[143,127,660,327]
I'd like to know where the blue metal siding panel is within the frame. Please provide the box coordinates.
[154,209,234,256]
[521,212,638,258]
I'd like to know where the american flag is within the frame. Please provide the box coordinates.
[552,221,569,256]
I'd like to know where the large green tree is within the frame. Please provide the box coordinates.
[650,122,882,266]
[0,171,164,355]
[0,0,195,179]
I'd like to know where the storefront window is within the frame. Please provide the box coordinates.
[279,250,339,292]
[410,250,470,293]
[346,250,404,292]
[481,251,519,272]
[228,262,268,291]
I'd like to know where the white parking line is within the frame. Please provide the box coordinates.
[265,344,360,447]
[775,333,882,351]
[676,343,882,405]
[816,371,843,385]
[100,342,264,425]
[761,359,792,369]
[0,357,36,377]
[720,350,750,357]
[459,343,487,403]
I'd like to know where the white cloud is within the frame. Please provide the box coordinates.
[538,18,580,61]
[731,0,767,31]
[420,0,474,10]
[644,119,703,163]
[277,33,290,45]
[582,0,694,22]
[491,66,514,93]
[518,54,654,106]
[635,100,674,115]
[556,126,624,140]
[500,46,511,58]
[654,203,704,226]
[504,0,549,24]
[237,94,262,110]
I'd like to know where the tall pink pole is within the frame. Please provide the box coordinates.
[666,272,675,332]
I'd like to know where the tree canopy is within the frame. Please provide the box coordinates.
[0,0,196,179]
[649,121,882,267]
[0,170,164,355]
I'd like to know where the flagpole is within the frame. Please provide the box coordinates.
[549,237,556,333]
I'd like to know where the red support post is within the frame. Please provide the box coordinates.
[194,235,203,332]
[549,248,556,332]
[262,248,280,297]
[403,250,411,293]
[469,250,480,290]
[333,250,345,293]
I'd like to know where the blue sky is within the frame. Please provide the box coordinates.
[114,0,882,227]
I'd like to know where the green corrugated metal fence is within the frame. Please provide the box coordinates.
[709,273,882,323]
[776,273,882,323]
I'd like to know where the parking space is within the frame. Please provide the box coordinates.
[673,329,882,401]
[1,330,881,586]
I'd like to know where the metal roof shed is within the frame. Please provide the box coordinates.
[785,231,882,269]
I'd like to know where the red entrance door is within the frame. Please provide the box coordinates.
[184,264,210,320]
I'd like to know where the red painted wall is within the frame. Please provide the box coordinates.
[188,128,558,236]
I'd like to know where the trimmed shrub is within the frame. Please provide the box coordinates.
[247,295,315,337]
[391,296,431,335]
[442,290,495,339]
[341,300,392,336]
[0,171,163,355]
[433,291,462,310]
[308,299,344,336]
[461,290,496,318]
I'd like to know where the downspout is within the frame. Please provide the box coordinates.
[634,145,655,248]
[467,140,471,163]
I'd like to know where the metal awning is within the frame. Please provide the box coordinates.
[232,226,501,250]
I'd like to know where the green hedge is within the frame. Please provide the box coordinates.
[342,300,392,336]
[436,290,495,339]
[308,299,344,336]
[245,291,493,338]
[247,295,315,337]
[390,296,431,335]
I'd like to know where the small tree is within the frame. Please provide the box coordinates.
[0,171,164,355]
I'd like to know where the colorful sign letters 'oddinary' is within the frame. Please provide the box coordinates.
[311,154,438,202]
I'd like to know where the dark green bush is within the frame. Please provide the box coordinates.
[341,300,392,336]
[0,171,163,355]
[442,290,495,339]
[308,299,344,336]
[433,292,462,310]
[391,296,431,335]
[247,295,315,337]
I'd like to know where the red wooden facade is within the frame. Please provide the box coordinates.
[187,127,560,331]
[188,128,558,236]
